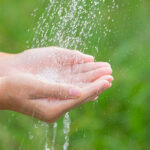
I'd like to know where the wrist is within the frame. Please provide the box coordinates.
[0,78,8,110]
[0,53,17,77]
[0,52,15,57]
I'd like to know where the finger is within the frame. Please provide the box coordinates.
[28,79,82,99]
[99,75,114,83]
[35,80,111,122]
[30,79,111,122]
[92,81,112,97]
[85,76,113,102]
[74,67,112,82]
[72,62,111,73]
[55,79,110,112]
[53,47,94,64]
[82,79,110,100]
[65,50,94,64]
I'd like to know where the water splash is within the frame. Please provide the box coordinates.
[63,112,71,150]
[51,122,57,150]
[26,0,118,149]
[45,124,50,150]
[36,68,71,150]
[36,72,58,150]
[44,122,58,150]
[45,143,50,150]
[27,0,118,51]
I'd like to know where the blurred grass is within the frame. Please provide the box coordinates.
[0,0,150,150]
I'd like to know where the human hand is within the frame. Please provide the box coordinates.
[0,73,113,123]
[0,47,94,76]
[0,47,112,86]
[1,46,111,84]
[0,47,113,123]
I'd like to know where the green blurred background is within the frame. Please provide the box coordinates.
[0,0,150,150]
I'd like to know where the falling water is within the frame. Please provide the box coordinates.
[63,112,71,150]
[51,122,58,150]
[36,70,59,150]
[45,123,50,150]
[27,0,118,50]
[26,0,118,149]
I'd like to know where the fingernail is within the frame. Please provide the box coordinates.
[69,88,81,97]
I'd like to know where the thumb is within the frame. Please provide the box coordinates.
[30,81,82,100]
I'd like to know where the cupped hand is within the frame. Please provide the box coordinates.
[14,47,112,85]
[0,73,113,123]
[0,47,94,76]
[0,47,113,123]
[0,46,111,86]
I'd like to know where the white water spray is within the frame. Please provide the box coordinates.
[63,112,71,150]
[27,0,118,149]
[51,122,57,150]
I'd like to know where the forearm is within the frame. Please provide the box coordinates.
[0,52,17,76]
[0,78,8,110]
[0,53,13,108]
[0,52,14,57]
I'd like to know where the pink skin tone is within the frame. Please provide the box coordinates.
[0,47,113,123]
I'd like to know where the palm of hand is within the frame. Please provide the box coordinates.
[16,47,110,86]
[15,47,93,74]
[28,53,112,123]
[6,47,112,123]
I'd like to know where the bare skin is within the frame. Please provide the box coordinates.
[0,47,113,123]
[0,47,94,76]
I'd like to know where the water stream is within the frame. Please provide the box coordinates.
[51,122,58,150]
[26,0,118,149]
[63,113,71,150]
